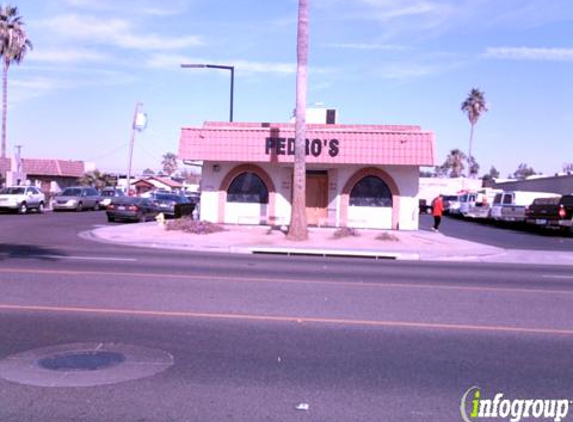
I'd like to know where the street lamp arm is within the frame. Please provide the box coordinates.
[180,63,235,122]
[181,64,234,71]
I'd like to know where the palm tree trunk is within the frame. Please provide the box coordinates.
[467,123,474,178]
[1,59,8,159]
[287,0,309,241]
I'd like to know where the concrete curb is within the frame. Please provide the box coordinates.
[83,223,573,266]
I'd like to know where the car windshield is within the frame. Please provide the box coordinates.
[155,193,187,202]
[61,188,82,196]
[0,187,26,195]
[102,190,122,197]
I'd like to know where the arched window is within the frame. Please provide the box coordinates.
[227,172,269,204]
[349,175,392,207]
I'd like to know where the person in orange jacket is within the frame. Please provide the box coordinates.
[431,194,444,231]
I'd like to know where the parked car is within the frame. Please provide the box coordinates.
[53,186,101,211]
[525,194,573,233]
[106,196,159,223]
[0,186,45,214]
[490,191,559,223]
[150,192,194,218]
[100,188,125,208]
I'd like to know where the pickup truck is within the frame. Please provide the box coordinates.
[525,194,573,233]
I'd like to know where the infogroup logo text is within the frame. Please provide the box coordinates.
[461,386,571,422]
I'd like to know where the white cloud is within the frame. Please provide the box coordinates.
[147,54,296,74]
[63,0,190,16]
[484,47,573,61]
[28,47,109,64]
[324,42,410,51]
[40,14,202,51]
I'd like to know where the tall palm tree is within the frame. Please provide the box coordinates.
[0,5,32,159]
[287,0,309,241]
[461,88,487,178]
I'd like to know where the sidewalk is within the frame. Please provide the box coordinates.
[87,222,573,266]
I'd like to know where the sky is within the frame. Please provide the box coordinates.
[6,0,573,177]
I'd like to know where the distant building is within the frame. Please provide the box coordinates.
[179,121,436,230]
[1,156,86,193]
[487,174,573,195]
[129,176,183,196]
[418,177,483,204]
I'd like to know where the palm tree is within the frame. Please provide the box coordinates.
[161,152,178,176]
[442,148,466,178]
[461,88,487,178]
[0,5,32,159]
[78,170,115,189]
[287,0,309,241]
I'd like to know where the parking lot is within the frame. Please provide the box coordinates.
[420,213,573,250]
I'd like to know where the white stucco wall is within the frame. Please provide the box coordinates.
[199,162,420,230]
[333,165,420,230]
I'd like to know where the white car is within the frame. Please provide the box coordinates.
[0,186,46,214]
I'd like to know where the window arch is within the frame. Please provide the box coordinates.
[349,175,392,207]
[227,172,269,204]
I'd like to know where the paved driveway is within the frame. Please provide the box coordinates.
[419,214,573,250]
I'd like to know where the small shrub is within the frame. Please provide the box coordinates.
[166,218,225,235]
[332,227,360,239]
[375,232,399,242]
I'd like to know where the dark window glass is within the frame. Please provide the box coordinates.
[227,172,269,204]
[561,195,573,206]
[62,188,82,196]
[349,176,392,207]
[493,193,502,204]
[502,194,514,205]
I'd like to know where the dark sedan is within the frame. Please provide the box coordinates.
[151,192,194,218]
[106,197,159,223]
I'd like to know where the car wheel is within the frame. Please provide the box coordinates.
[137,213,145,223]
[37,202,44,214]
[107,215,115,222]
[18,203,28,214]
[76,202,83,212]
[93,202,100,211]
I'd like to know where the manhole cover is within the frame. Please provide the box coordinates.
[0,342,173,387]
[38,351,126,371]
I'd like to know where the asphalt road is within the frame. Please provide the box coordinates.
[0,211,572,421]
[420,213,573,250]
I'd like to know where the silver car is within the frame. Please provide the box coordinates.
[0,186,45,214]
[53,186,101,211]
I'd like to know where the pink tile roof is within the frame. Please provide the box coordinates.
[179,121,436,166]
[22,158,85,177]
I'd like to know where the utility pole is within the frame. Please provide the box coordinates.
[14,145,22,173]
[126,102,146,195]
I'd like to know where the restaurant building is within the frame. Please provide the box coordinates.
[179,121,436,230]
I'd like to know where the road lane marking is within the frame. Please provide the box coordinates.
[1,303,572,336]
[542,275,573,280]
[40,256,138,262]
[1,268,572,296]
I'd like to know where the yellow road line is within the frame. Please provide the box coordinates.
[0,267,572,296]
[1,303,572,336]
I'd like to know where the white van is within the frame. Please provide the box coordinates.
[490,191,559,222]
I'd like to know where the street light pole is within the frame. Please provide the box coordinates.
[181,64,235,122]
[126,101,147,195]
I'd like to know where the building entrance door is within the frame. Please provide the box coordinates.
[305,172,328,226]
